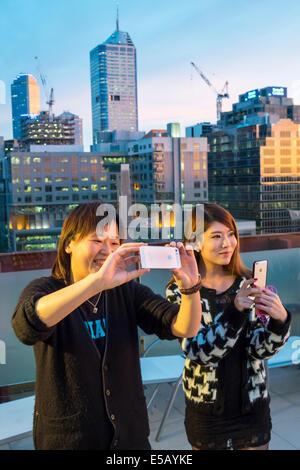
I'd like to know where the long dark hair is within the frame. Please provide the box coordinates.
[167,202,251,286]
[51,201,120,285]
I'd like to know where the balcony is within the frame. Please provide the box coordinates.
[0,232,300,450]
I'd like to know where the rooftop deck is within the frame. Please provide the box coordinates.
[1,365,300,450]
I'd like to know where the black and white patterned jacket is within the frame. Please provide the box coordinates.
[166,277,291,414]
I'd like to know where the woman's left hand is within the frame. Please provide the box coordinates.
[168,241,199,290]
[254,288,288,323]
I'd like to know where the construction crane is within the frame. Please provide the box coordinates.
[191,62,229,122]
[34,56,55,119]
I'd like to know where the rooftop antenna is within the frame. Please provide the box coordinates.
[116,2,119,31]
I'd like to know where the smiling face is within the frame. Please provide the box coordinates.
[200,221,237,268]
[65,223,120,283]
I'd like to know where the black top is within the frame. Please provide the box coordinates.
[12,276,179,450]
[79,294,114,448]
[185,279,271,449]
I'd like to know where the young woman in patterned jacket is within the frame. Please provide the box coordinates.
[166,203,291,451]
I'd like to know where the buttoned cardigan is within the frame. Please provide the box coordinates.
[12,276,179,450]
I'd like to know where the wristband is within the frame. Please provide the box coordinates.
[179,279,202,295]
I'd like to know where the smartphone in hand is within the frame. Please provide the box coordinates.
[139,246,181,270]
[252,260,268,289]
[252,259,269,323]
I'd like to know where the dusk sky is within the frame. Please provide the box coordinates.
[1,0,300,149]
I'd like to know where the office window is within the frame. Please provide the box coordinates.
[280,167,291,173]
[280,131,291,137]
[263,149,275,156]
[280,149,291,155]
[264,158,275,165]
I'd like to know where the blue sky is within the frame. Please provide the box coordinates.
[1,0,300,149]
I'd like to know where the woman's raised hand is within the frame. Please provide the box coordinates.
[94,243,150,291]
[168,241,199,291]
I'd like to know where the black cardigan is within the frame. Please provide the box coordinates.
[12,276,179,450]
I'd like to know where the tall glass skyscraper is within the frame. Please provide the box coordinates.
[90,20,138,144]
[11,74,40,140]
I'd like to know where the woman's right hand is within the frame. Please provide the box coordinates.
[234,278,261,312]
[93,243,150,291]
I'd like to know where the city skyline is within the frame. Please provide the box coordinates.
[1,0,300,150]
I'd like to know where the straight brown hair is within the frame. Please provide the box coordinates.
[51,201,120,285]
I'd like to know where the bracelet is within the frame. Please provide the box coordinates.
[179,279,202,295]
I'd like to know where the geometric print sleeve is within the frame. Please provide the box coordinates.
[166,281,249,367]
[246,311,291,361]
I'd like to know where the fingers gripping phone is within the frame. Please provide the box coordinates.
[139,246,181,270]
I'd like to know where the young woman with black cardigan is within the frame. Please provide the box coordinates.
[12,202,202,450]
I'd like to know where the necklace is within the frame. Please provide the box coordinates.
[86,292,102,314]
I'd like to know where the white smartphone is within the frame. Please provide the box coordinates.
[139,246,181,270]
[252,260,268,289]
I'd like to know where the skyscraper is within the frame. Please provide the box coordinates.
[207,86,300,233]
[11,74,40,140]
[90,16,138,145]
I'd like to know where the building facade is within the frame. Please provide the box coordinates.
[208,118,300,233]
[218,86,300,128]
[90,23,138,145]
[127,135,208,206]
[19,111,83,148]
[186,122,215,138]
[11,74,40,140]
[5,151,127,251]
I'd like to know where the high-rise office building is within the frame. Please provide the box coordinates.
[11,74,40,140]
[4,150,127,251]
[127,134,208,206]
[90,18,138,145]
[218,86,300,127]
[207,86,300,233]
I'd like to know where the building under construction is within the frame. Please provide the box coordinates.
[20,111,83,148]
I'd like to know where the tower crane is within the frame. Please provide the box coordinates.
[34,56,54,119]
[191,62,229,122]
